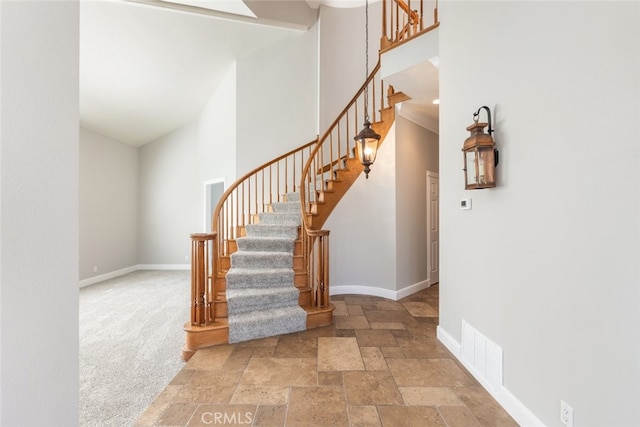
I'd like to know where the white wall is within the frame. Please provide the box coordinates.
[319,4,381,130]
[438,2,640,426]
[236,25,319,175]
[326,124,398,295]
[197,64,237,191]
[80,128,138,280]
[0,1,79,424]
[138,123,201,265]
[395,114,438,290]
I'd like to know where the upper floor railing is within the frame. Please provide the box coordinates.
[381,0,439,52]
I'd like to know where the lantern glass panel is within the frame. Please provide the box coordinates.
[357,137,378,165]
[478,148,495,185]
[465,150,477,185]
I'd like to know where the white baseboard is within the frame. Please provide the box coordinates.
[437,326,545,427]
[331,285,397,300]
[79,264,190,288]
[331,279,432,301]
[79,265,139,288]
[396,279,431,300]
[137,264,190,270]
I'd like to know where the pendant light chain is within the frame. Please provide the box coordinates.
[364,0,370,122]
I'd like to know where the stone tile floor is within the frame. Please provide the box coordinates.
[135,285,518,426]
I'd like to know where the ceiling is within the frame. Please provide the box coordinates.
[80,0,438,147]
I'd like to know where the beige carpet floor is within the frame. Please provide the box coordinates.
[79,270,189,427]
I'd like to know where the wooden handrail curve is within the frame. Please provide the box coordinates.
[298,58,399,309]
[211,138,318,241]
[209,138,318,299]
[299,59,384,232]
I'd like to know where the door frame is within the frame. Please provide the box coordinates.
[203,178,226,233]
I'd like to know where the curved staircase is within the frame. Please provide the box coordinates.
[182,0,438,360]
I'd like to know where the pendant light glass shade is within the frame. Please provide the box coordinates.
[354,119,380,179]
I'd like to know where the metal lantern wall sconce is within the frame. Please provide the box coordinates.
[354,0,380,179]
[462,106,499,189]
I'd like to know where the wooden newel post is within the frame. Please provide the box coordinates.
[320,232,330,308]
[311,230,330,308]
[190,233,216,326]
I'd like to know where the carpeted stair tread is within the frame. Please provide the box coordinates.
[245,224,299,239]
[236,236,294,253]
[227,306,307,343]
[226,268,294,288]
[227,287,301,314]
[257,211,301,225]
[271,201,301,212]
[285,192,300,201]
[230,251,293,269]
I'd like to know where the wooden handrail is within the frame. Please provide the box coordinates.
[298,59,394,310]
[299,59,382,233]
[396,0,420,24]
[211,139,317,237]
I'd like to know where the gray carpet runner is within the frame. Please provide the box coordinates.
[226,192,307,343]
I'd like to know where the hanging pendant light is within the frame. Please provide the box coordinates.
[354,0,380,179]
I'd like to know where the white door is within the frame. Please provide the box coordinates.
[426,171,439,284]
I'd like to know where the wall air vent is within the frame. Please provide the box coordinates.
[461,320,504,394]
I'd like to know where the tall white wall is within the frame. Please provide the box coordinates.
[0,1,79,424]
[197,64,237,192]
[319,4,381,130]
[438,2,640,425]
[236,25,318,175]
[80,128,138,280]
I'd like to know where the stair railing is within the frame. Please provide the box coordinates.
[299,59,389,228]
[381,0,439,52]
[191,140,317,323]
[299,58,398,310]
